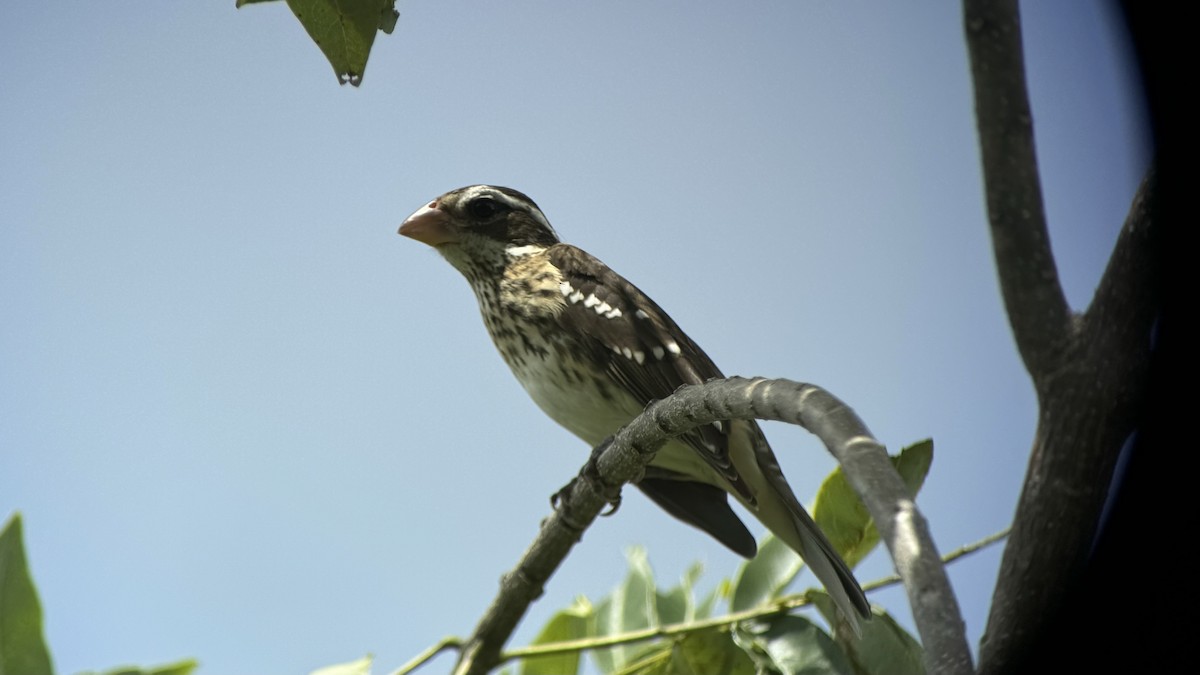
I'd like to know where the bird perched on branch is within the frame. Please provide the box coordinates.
[399,185,870,631]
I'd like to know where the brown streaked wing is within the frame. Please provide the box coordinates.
[546,244,754,501]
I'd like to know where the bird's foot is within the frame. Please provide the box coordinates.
[550,436,623,517]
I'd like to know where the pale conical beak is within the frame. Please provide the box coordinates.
[399,201,460,246]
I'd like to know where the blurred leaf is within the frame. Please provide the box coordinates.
[521,598,592,675]
[849,611,924,675]
[694,579,726,620]
[0,513,54,675]
[810,593,924,675]
[735,615,852,675]
[618,642,674,675]
[239,0,397,85]
[80,659,200,675]
[812,439,934,569]
[656,562,703,626]
[729,533,801,612]
[671,628,756,675]
[619,547,659,630]
[591,547,659,672]
[590,597,617,674]
[148,662,199,675]
[286,0,393,85]
[377,4,398,34]
[308,654,371,675]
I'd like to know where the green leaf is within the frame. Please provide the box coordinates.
[377,4,398,34]
[521,598,591,675]
[891,439,933,497]
[142,661,198,675]
[589,597,617,674]
[278,0,397,85]
[810,593,924,675]
[87,660,200,675]
[656,562,703,626]
[694,578,726,620]
[729,533,801,612]
[307,654,371,675]
[671,628,756,675]
[0,513,53,675]
[735,615,852,675]
[850,611,924,675]
[812,439,934,569]
[618,642,674,675]
[590,547,659,672]
[619,547,659,631]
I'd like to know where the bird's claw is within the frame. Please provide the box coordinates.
[550,436,623,516]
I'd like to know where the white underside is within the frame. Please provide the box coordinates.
[516,355,725,487]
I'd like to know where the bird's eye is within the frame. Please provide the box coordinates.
[466,197,506,220]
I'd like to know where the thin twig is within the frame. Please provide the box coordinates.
[390,636,461,675]
[496,528,1009,666]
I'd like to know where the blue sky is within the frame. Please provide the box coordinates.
[1,2,1149,673]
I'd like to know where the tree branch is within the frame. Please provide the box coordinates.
[964,0,1072,382]
[450,377,972,675]
[963,1,1161,671]
[977,172,1158,674]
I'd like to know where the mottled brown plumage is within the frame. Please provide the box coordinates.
[399,185,870,631]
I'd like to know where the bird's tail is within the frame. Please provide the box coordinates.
[777,497,871,637]
[732,421,871,635]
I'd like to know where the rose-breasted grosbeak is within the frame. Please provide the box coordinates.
[399,185,870,630]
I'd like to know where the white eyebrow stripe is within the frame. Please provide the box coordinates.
[462,185,560,240]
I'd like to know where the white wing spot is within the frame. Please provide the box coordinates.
[569,290,584,304]
[559,281,574,296]
[595,301,612,315]
[583,294,600,308]
[666,341,682,356]
[622,347,633,359]
[604,307,623,319]
[506,244,544,257]
[612,345,622,354]
[634,350,645,365]
[635,309,649,320]
[652,346,666,360]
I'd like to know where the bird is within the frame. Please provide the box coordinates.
[398,185,870,631]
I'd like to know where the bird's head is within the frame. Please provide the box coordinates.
[399,185,560,280]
